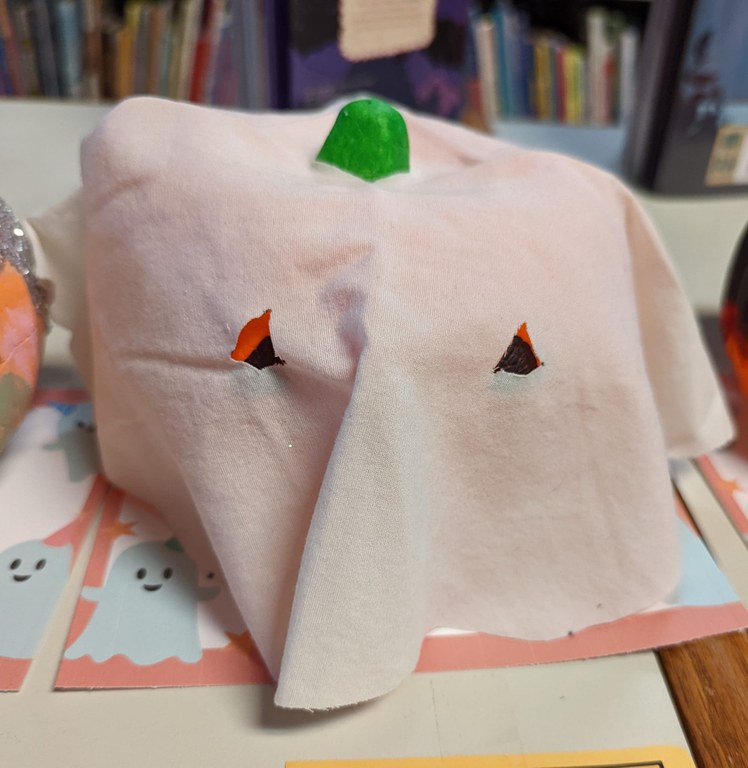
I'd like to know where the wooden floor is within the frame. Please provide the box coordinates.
[660,632,748,768]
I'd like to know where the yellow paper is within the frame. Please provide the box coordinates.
[287,745,695,768]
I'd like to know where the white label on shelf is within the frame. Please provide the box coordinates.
[733,128,748,183]
[705,125,748,187]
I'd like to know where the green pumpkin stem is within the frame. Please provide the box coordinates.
[316,98,410,182]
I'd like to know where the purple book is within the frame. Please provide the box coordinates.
[287,0,473,119]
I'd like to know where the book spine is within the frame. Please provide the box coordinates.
[0,36,9,93]
[209,4,236,105]
[133,2,152,95]
[504,5,520,117]
[586,7,605,124]
[492,4,511,118]
[0,0,24,94]
[533,36,550,121]
[11,2,41,95]
[116,1,137,98]
[29,0,59,96]
[175,0,202,100]
[618,25,639,124]
[561,45,573,123]
[474,14,499,124]
[52,0,83,98]
[262,0,279,108]
[520,29,535,119]
[145,2,163,94]
[189,0,221,102]
[551,40,566,122]
[157,1,173,96]
[81,0,102,98]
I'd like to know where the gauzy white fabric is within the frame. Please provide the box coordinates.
[29,97,733,710]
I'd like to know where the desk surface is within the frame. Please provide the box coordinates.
[1,98,747,768]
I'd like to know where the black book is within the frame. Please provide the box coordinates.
[623,0,748,195]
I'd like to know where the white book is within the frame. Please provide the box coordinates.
[586,7,608,125]
[174,0,203,100]
[618,25,639,124]
[475,16,499,125]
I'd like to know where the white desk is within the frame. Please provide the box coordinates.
[0,98,741,768]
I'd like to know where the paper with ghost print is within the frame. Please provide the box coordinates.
[56,488,747,689]
[0,389,106,690]
[56,489,271,689]
[416,494,748,675]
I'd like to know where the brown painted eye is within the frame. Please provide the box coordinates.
[136,568,147,580]
[35,559,46,570]
[10,559,21,570]
[163,568,173,579]
[494,323,542,375]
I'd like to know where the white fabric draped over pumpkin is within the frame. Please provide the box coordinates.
[28,97,733,709]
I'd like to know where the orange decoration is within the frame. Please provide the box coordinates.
[231,309,285,369]
[0,261,43,383]
[231,309,272,362]
[516,322,541,367]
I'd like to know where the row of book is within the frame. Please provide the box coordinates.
[0,0,246,105]
[0,0,641,129]
[473,3,640,126]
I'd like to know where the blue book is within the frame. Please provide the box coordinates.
[0,38,10,94]
[492,4,511,117]
[516,10,533,117]
[519,31,534,118]
[52,0,82,98]
[507,7,522,118]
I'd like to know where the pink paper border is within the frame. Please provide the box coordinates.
[696,456,748,537]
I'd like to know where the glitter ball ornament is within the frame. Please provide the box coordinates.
[0,198,48,452]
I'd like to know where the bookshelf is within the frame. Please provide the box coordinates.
[0,1,649,128]
[0,0,240,105]
[474,0,651,127]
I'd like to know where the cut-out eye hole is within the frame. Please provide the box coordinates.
[9,559,21,570]
[136,568,147,580]
[35,559,46,570]
[493,323,542,375]
[231,309,286,370]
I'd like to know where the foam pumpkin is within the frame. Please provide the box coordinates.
[721,222,748,395]
[0,199,47,452]
[26,97,733,710]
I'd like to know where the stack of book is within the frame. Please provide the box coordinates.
[0,0,242,105]
[473,2,640,126]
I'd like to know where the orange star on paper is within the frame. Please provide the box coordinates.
[721,478,743,496]
[225,631,256,658]
[103,520,137,539]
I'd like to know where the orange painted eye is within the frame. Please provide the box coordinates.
[231,309,286,370]
[493,322,542,375]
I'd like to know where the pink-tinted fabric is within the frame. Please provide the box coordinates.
[33,97,733,709]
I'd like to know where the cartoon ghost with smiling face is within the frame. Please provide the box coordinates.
[65,539,218,665]
[0,540,72,659]
[43,402,98,483]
